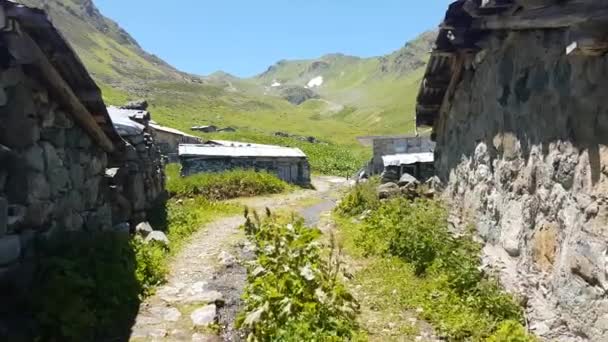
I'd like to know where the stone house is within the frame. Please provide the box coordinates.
[0,1,127,273]
[179,141,311,185]
[416,1,608,340]
[149,123,202,162]
[357,135,435,176]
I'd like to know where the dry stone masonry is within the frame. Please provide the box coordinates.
[417,1,608,340]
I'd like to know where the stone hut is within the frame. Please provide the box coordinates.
[107,106,166,225]
[417,1,608,340]
[179,141,311,185]
[149,123,202,163]
[358,135,435,175]
[0,1,126,274]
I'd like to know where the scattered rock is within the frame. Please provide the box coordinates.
[218,251,237,267]
[162,307,182,322]
[397,173,420,187]
[191,304,217,327]
[145,231,169,247]
[121,99,148,110]
[378,182,400,199]
[182,290,225,306]
[135,221,154,237]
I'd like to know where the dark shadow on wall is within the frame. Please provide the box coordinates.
[435,31,608,188]
[0,231,141,342]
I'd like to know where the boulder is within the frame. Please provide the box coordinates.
[398,173,420,187]
[190,304,217,327]
[122,99,148,111]
[145,231,169,247]
[0,235,21,266]
[378,182,400,199]
[135,222,154,237]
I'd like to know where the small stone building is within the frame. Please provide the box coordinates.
[380,152,435,183]
[179,141,311,185]
[358,135,435,175]
[149,123,202,162]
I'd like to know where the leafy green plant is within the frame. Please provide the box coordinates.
[334,188,533,340]
[165,164,291,200]
[238,210,360,341]
[335,178,380,217]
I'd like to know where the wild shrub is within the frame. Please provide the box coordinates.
[238,210,360,340]
[335,190,531,340]
[165,164,290,200]
[335,178,380,217]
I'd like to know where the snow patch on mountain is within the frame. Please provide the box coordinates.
[306,76,324,88]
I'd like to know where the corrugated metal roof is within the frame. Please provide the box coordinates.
[382,152,434,166]
[179,144,307,158]
[107,106,145,136]
[150,123,200,140]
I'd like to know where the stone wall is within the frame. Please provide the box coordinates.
[107,109,166,226]
[180,157,311,185]
[435,30,608,341]
[0,66,111,275]
[372,137,435,174]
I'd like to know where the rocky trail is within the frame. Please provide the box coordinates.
[129,176,349,341]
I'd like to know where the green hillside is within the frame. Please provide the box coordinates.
[20,0,434,174]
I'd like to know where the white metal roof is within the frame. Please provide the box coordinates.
[179,143,307,158]
[206,140,286,149]
[107,106,145,136]
[149,123,200,140]
[382,152,434,167]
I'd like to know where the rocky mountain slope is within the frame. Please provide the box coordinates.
[19,0,435,146]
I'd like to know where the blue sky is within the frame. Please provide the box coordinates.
[95,1,452,77]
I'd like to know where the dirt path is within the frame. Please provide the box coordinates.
[129,176,349,341]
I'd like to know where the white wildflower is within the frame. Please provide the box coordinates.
[299,264,315,281]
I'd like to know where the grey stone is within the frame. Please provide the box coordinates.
[0,235,21,266]
[0,197,6,237]
[22,145,45,172]
[129,134,145,146]
[181,290,225,306]
[69,164,85,189]
[190,304,217,327]
[41,128,66,147]
[87,155,104,176]
[122,99,148,110]
[48,168,71,196]
[218,251,237,268]
[27,172,51,202]
[378,182,400,199]
[53,110,73,129]
[135,222,154,237]
[24,201,53,227]
[7,204,25,230]
[398,173,420,187]
[192,333,221,342]
[145,231,169,247]
[42,142,62,170]
[162,307,181,322]
[83,178,100,209]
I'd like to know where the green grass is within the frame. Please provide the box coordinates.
[334,185,536,341]
[165,164,292,200]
